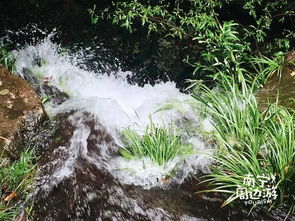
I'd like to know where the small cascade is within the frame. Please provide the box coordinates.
[6,33,266,220]
[13,36,212,189]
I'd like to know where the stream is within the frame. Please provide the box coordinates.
[0,26,287,220]
[0,16,292,220]
[0,0,294,219]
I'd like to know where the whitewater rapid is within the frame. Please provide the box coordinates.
[13,35,213,189]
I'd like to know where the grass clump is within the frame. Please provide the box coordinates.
[251,52,289,85]
[120,121,193,166]
[0,43,16,72]
[0,149,37,220]
[192,72,295,216]
[191,73,263,152]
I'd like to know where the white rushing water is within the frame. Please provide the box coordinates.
[13,35,213,189]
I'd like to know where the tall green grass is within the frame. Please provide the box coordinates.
[251,52,288,85]
[193,72,295,216]
[120,121,193,166]
[0,149,37,220]
[0,44,16,72]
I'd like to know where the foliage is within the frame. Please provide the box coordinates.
[251,52,289,84]
[0,44,16,72]
[191,73,262,152]
[58,75,70,95]
[92,0,295,214]
[41,95,53,104]
[0,149,37,220]
[192,72,295,215]
[89,0,295,80]
[120,121,193,166]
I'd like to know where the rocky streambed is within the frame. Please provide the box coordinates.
[1,24,294,219]
[0,60,292,220]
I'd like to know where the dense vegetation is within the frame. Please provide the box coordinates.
[193,72,295,216]
[90,0,295,217]
[89,0,295,81]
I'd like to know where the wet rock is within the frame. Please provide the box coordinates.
[31,111,280,221]
[23,68,69,105]
[0,65,46,158]
[256,51,295,108]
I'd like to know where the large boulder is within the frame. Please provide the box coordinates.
[0,65,45,158]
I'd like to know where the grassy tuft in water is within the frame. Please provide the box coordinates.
[192,72,295,216]
[0,149,37,220]
[120,121,193,166]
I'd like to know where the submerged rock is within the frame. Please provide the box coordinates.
[0,65,46,158]
[31,111,279,221]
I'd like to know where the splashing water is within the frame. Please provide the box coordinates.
[13,35,213,189]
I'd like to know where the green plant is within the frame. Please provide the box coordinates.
[0,44,16,72]
[263,106,295,216]
[88,4,99,24]
[91,1,248,78]
[251,52,288,84]
[192,72,295,216]
[191,72,263,152]
[41,95,53,104]
[90,0,295,81]
[120,120,193,166]
[0,204,19,221]
[32,68,45,80]
[0,149,37,220]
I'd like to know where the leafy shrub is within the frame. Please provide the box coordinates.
[89,0,295,80]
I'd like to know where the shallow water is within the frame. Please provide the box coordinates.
[256,64,295,109]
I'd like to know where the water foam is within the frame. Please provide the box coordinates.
[13,36,212,189]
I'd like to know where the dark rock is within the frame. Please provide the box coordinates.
[0,65,46,159]
[23,67,69,105]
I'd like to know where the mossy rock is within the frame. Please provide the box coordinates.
[0,65,46,159]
